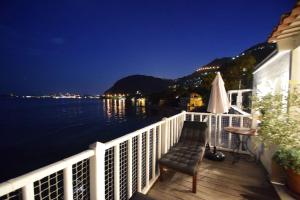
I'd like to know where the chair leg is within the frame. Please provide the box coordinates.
[159,165,164,181]
[192,173,197,193]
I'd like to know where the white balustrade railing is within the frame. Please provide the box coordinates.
[228,89,253,111]
[0,111,251,200]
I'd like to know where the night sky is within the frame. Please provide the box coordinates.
[0,0,295,95]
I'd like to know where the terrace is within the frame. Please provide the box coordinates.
[0,93,282,200]
[148,153,277,200]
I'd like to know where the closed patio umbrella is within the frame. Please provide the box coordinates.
[206,72,230,160]
[207,72,230,114]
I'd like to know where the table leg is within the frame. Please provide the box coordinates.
[243,136,257,162]
[231,135,241,164]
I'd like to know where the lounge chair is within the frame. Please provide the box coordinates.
[129,192,155,200]
[158,121,207,193]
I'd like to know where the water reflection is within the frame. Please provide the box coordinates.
[136,105,146,115]
[103,98,126,121]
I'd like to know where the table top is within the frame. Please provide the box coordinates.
[224,127,257,136]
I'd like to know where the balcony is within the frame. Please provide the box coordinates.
[0,111,279,200]
[148,152,277,199]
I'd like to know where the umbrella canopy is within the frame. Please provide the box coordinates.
[207,72,230,114]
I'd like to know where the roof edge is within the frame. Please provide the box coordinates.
[253,49,279,73]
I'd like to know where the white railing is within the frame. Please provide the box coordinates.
[0,111,251,200]
[228,89,252,111]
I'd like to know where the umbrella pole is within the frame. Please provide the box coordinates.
[214,114,218,153]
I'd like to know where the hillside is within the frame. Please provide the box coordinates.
[105,75,173,95]
[104,42,276,96]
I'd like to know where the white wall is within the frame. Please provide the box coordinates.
[253,50,291,175]
[253,50,291,97]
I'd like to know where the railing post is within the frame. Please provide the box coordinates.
[137,133,142,192]
[237,91,243,109]
[158,124,162,159]
[181,111,186,137]
[89,142,106,200]
[228,92,232,106]
[240,116,244,151]
[127,138,133,198]
[218,115,222,146]
[170,119,173,147]
[152,128,157,178]
[161,118,168,154]
[22,183,34,200]
[114,144,120,200]
[208,114,212,146]
[228,116,233,148]
[63,166,73,200]
[182,110,186,121]
[191,113,194,121]
[174,118,177,143]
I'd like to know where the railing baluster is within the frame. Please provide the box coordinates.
[228,116,232,148]
[63,166,73,200]
[137,133,142,192]
[145,130,150,187]
[168,120,171,150]
[172,119,175,145]
[89,142,105,200]
[158,124,162,158]
[208,115,212,146]
[170,120,173,147]
[22,183,34,200]
[191,113,194,121]
[114,144,120,200]
[127,138,133,198]
[152,128,156,180]
[176,117,179,143]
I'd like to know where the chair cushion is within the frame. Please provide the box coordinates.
[158,143,205,175]
[179,121,207,146]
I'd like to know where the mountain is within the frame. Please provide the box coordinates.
[105,75,174,95]
[174,42,276,88]
[241,42,276,64]
[104,42,276,96]
[175,57,232,88]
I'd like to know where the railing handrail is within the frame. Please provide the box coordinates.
[185,111,250,117]
[0,149,95,196]
[104,111,185,149]
[227,89,253,94]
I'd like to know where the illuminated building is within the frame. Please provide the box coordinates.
[187,93,203,111]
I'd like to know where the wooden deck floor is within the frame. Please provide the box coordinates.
[147,152,279,200]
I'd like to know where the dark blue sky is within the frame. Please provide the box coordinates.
[0,0,295,95]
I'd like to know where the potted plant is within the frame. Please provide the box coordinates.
[252,92,300,194]
[273,147,300,194]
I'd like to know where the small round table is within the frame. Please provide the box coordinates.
[224,127,257,164]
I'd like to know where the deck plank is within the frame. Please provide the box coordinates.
[147,152,279,200]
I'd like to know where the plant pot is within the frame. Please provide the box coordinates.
[271,159,286,184]
[286,168,300,194]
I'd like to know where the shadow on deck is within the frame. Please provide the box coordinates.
[147,152,279,200]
